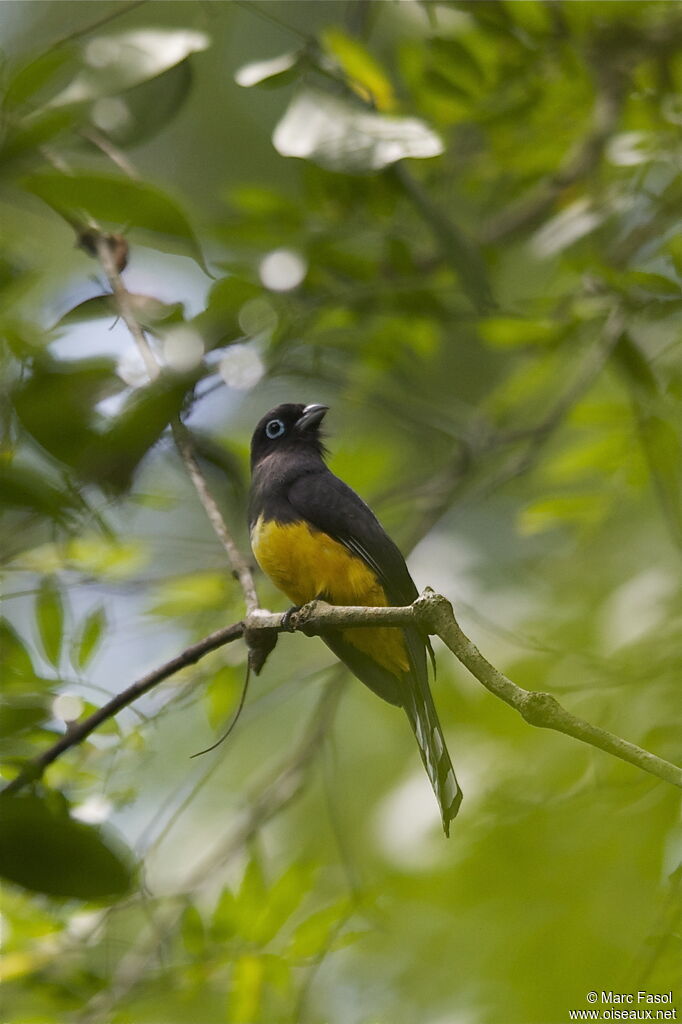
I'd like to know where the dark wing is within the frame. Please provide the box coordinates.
[288,469,461,833]
[287,468,418,606]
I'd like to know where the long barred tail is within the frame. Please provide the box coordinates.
[404,688,462,836]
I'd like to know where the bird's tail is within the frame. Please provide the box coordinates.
[404,685,462,836]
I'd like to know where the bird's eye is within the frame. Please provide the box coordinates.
[265,418,286,440]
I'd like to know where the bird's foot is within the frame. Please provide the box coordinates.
[281,605,302,632]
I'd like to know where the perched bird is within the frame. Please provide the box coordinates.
[248,403,462,835]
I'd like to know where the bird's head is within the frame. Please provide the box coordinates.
[250,403,328,469]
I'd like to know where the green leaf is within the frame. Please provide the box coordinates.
[57,292,184,329]
[180,904,206,957]
[74,607,106,670]
[236,856,268,942]
[0,622,38,692]
[0,464,77,522]
[628,271,681,299]
[0,794,133,900]
[49,28,210,105]
[87,60,195,149]
[251,861,314,946]
[429,36,485,88]
[206,665,239,730]
[192,276,263,349]
[21,171,206,269]
[637,414,682,545]
[288,899,351,960]
[479,316,556,348]
[4,47,77,109]
[273,89,443,173]
[212,885,238,941]
[518,493,611,535]
[36,577,64,667]
[321,28,395,110]
[0,109,77,174]
[0,697,51,739]
[95,369,202,493]
[12,355,122,472]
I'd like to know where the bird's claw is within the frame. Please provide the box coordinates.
[281,605,302,632]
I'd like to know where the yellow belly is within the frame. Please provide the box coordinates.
[251,515,409,674]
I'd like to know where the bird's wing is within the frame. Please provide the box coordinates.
[287,468,462,833]
[287,468,418,606]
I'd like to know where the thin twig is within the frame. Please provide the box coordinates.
[171,419,260,613]
[93,233,159,380]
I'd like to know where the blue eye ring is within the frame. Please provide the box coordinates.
[265,418,286,440]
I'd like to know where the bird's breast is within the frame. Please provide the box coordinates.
[250,514,382,606]
[250,514,409,674]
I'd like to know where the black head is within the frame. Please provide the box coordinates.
[250,403,328,469]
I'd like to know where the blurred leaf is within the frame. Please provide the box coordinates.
[251,861,314,946]
[236,855,268,942]
[4,47,77,109]
[0,622,39,693]
[0,697,51,739]
[12,355,122,474]
[192,276,263,349]
[73,607,106,670]
[0,109,77,174]
[321,28,395,110]
[49,28,210,105]
[273,88,443,172]
[21,171,206,269]
[87,59,195,148]
[184,430,246,501]
[206,665,239,730]
[93,369,201,492]
[234,50,302,88]
[637,414,682,546]
[0,464,77,522]
[429,36,485,89]
[230,954,264,1024]
[151,571,229,618]
[36,577,64,667]
[180,903,206,957]
[612,333,659,397]
[613,334,682,544]
[519,492,611,534]
[479,316,556,348]
[0,794,133,899]
[211,885,238,941]
[628,271,681,299]
[288,899,351,960]
[64,537,148,579]
[57,292,185,330]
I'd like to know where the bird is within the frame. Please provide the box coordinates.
[248,403,462,835]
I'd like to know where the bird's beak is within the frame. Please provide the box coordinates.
[296,404,328,431]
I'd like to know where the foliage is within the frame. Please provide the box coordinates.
[0,2,681,1022]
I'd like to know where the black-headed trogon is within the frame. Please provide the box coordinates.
[248,403,462,835]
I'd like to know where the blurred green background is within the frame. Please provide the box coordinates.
[1,2,681,1022]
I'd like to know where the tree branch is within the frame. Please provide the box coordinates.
[170,418,260,614]
[4,591,680,798]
